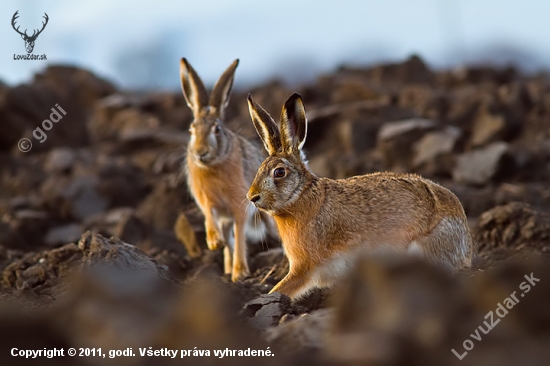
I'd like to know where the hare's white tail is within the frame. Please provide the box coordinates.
[412,217,473,269]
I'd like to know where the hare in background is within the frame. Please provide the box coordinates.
[246,93,474,299]
[181,58,277,282]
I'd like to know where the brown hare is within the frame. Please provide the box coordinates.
[180,58,277,282]
[246,93,474,299]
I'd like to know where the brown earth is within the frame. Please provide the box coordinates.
[1,57,550,365]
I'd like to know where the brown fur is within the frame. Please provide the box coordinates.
[181,59,277,282]
[174,212,201,258]
[246,93,474,299]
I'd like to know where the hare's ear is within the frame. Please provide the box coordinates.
[209,59,239,119]
[180,58,208,115]
[280,93,307,154]
[247,94,281,155]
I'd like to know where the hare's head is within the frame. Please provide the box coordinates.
[180,58,238,166]
[246,93,312,214]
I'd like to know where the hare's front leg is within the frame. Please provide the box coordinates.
[268,264,312,300]
[231,214,250,282]
[204,208,225,251]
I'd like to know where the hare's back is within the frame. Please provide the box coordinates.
[334,172,465,220]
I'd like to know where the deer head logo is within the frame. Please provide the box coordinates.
[12,11,49,54]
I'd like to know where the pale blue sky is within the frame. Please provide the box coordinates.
[1,0,549,90]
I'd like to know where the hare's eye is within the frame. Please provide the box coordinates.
[214,124,221,134]
[273,167,286,178]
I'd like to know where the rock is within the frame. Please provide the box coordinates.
[2,243,82,293]
[332,256,458,336]
[451,65,518,85]
[41,166,115,223]
[2,232,174,295]
[44,223,83,246]
[149,248,191,278]
[113,211,148,246]
[265,309,334,353]
[247,250,289,289]
[77,232,174,287]
[83,208,148,246]
[305,103,415,172]
[238,81,293,130]
[326,254,550,364]
[65,176,109,220]
[331,80,379,103]
[0,311,74,366]
[13,210,48,220]
[292,287,332,314]
[96,157,151,209]
[328,256,474,365]
[378,118,436,141]
[344,55,433,85]
[413,126,461,175]
[446,183,496,219]
[0,208,50,250]
[0,66,115,152]
[326,329,397,364]
[0,274,285,366]
[150,149,186,175]
[118,127,188,146]
[130,175,195,255]
[45,148,76,172]
[252,248,285,271]
[453,141,509,185]
[88,107,160,142]
[7,196,32,211]
[470,109,508,147]
[377,118,437,171]
[398,85,444,118]
[475,202,550,255]
[136,177,192,232]
[84,207,131,228]
[445,85,485,127]
[59,277,279,361]
[242,293,291,330]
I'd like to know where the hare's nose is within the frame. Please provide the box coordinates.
[249,194,260,203]
[196,149,209,160]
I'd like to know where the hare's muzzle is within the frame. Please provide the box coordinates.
[191,146,211,163]
[195,151,209,162]
[247,191,261,205]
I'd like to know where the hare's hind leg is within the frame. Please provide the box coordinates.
[223,246,232,274]
[231,215,251,282]
[221,221,234,275]
[415,217,473,269]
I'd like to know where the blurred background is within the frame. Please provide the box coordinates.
[2,2,550,365]
[1,0,549,90]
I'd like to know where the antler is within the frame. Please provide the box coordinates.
[11,11,27,37]
[12,12,49,40]
[29,13,49,39]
